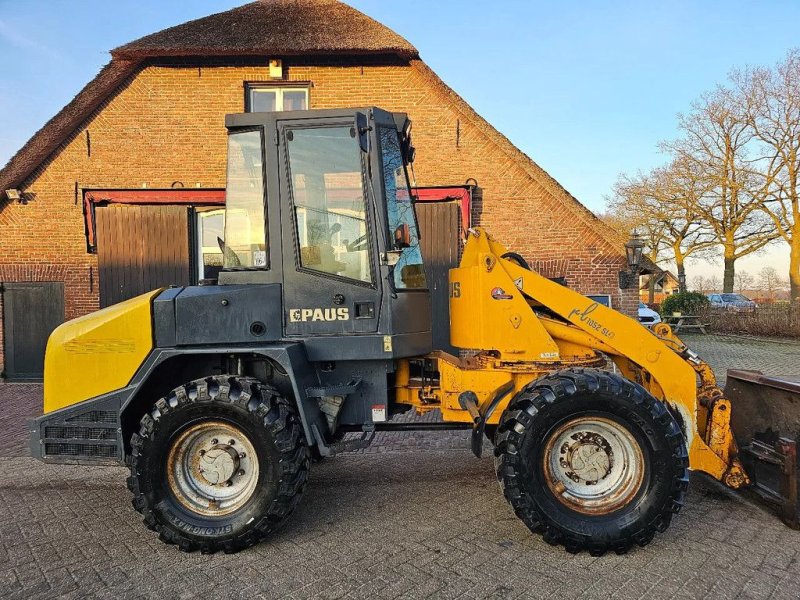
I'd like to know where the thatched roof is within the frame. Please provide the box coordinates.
[0,0,417,194]
[113,0,418,60]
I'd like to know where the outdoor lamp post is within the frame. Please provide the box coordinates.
[619,230,645,289]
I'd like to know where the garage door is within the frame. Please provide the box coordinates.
[2,282,65,380]
[95,204,191,307]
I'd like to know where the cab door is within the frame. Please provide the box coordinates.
[278,118,382,336]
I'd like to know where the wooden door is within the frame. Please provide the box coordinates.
[95,204,191,307]
[2,282,65,380]
[415,201,461,354]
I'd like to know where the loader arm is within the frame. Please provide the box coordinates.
[397,228,748,488]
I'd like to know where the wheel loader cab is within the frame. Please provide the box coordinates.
[219,108,431,359]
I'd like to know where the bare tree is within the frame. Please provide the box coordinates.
[735,270,755,293]
[733,50,800,302]
[757,265,787,301]
[663,87,779,292]
[691,275,708,293]
[604,174,669,303]
[607,159,716,297]
[707,274,722,293]
[657,158,718,291]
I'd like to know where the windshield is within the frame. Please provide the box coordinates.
[379,126,426,290]
[721,294,749,302]
[223,129,267,268]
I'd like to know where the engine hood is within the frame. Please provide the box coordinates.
[43,290,159,413]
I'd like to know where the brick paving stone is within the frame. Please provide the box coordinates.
[1,334,800,598]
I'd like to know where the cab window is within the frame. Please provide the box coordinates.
[378,126,426,290]
[223,129,267,269]
[286,125,371,284]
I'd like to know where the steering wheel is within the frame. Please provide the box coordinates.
[346,234,368,252]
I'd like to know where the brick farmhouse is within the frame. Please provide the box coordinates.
[0,0,635,379]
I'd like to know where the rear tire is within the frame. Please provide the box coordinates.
[494,368,688,556]
[127,375,309,553]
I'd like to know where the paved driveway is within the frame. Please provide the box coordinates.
[2,335,800,599]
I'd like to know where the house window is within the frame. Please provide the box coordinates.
[246,83,309,112]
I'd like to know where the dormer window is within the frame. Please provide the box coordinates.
[245,82,309,112]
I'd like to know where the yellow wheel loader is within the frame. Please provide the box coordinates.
[31,107,798,555]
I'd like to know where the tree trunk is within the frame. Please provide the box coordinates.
[723,248,735,293]
[791,236,800,304]
[676,258,687,293]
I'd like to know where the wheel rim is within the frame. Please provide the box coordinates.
[542,416,645,515]
[166,421,260,517]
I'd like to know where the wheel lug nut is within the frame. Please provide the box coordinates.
[226,481,233,487]
[199,449,206,456]
[211,438,218,445]
[229,439,236,445]
[239,452,246,459]
[238,469,245,476]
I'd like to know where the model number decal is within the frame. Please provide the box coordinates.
[567,302,615,339]
[289,308,350,323]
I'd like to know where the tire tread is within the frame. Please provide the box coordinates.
[494,367,689,556]
[127,375,309,554]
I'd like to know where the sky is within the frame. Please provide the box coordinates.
[0,0,796,284]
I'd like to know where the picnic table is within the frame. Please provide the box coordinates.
[663,314,708,334]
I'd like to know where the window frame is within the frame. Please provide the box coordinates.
[376,124,428,293]
[193,207,226,282]
[222,126,270,271]
[282,121,378,289]
[244,81,311,112]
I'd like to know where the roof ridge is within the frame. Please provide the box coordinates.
[111,0,418,61]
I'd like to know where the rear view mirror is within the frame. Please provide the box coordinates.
[355,112,370,152]
[394,224,411,249]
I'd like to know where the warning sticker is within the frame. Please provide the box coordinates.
[372,404,387,422]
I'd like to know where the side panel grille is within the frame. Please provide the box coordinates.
[44,443,118,458]
[44,426,117,440]
[38,407,122,463]
[65,410,117,424]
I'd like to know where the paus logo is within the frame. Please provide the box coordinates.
[289,308,350,323]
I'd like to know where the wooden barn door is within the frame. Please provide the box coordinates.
[415,200,461,354]
[95,204,191,307]
[2,282,64,380]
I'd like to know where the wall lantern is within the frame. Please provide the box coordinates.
[269,59,283,79]
[619,230,645,289]
[5,189,21,202]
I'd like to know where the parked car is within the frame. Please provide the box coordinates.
[638,301,662,326]
[707,293,758,311]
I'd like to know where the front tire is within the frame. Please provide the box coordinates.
[127,375,309,553]
[494,368,688,555]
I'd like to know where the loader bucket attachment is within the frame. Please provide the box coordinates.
[726,369,800,528]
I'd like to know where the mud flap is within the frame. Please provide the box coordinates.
[726,369,800,528]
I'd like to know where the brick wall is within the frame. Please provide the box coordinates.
[0,56,635,373]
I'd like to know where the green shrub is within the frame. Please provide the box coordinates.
[661,292,710,316]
